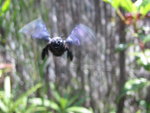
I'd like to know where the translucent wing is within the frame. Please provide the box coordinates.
[66,24,96,46]
[19,18,51,41]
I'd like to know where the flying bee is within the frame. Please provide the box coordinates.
[19,18,96,61]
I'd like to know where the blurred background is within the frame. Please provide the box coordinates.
[0,0,150,113]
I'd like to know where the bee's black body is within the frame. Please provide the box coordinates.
[41,37,73,60]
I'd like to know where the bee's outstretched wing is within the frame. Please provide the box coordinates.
[19,18,51,41]
[65,24,96,46]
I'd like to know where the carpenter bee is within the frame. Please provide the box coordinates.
[19,18,95,61]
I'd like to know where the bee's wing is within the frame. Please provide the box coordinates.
[65,24,96,46]
[19,18,51,41]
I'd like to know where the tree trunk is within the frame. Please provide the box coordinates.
[116,16,126,113]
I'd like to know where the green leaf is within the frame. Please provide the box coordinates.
[59,97,69,109]
[0,100,8,112]
[13,83,42,109]
[123,78,150,96]
[67,94,83,107]
[24,105,38,113]
[17,97,28,109]
[25,106,47,113]
[67,106,93,113]
[117,78,150,102]
[0,0,11,16]
[132,49,150,71]
[142,35,150,43]
[138,0,150,15]
[139,100,147,108]
[0,70,3,78]
[103,0,150,14]
[50,83,61,101]
[103,0,137,13]
[0,91,5,98]
[29,98,59,110]
[2,0,11,12]
[120,0,137,13]
[4,76,11,99]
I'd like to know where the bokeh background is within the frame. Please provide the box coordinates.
[0,0,150,113]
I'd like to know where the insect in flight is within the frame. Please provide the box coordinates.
[19,18,96,61]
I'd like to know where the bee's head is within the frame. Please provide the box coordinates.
[49,36,66,56]
[50,37,64,49]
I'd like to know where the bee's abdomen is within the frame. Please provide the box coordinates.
[51,48,66,56]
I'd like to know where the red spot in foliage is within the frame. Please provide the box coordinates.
[124,12,150,25]
[139,41,145,50]
[0,64,13,70]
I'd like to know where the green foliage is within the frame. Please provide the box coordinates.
[29,98,58,111]
[137,27,150,44]
[0,78,42,113]
[104,1,150,112]
[123,78,150,96]
[103,0,136,12]
[119,78,150,112]
[29,97,93,113]
[117,78,150,102]
[141,34,150,44]
[0,0,11,16]
[66,106,93,113]
[0,77,92,113]
[132,49,150,71]
[139,0,150,15]
[103,0,150,15]
[138,100,150,113]
[34,84,93,113]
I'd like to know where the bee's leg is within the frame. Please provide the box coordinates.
[66,49,73,61]
[41,45,49,60]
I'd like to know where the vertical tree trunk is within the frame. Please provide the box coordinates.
[116,16,126,113]
[94,0,101,33]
